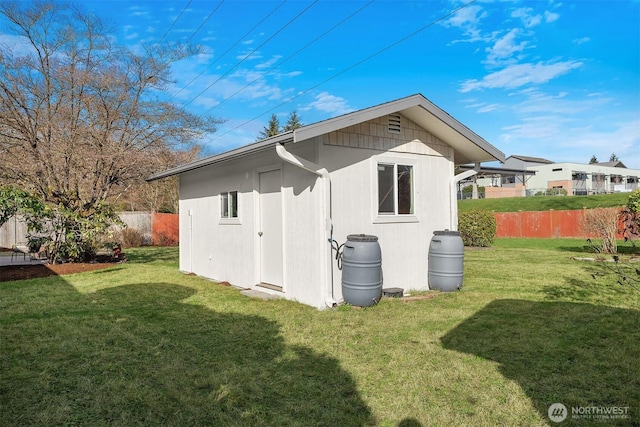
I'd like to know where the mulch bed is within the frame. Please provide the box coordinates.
[0,255,124,282]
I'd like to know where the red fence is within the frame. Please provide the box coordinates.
[493,208,623,238]
[152,213,179,245]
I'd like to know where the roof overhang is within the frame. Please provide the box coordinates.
[458,164,536,176]
[293,94,504,165]
[146,132,293,181]
[147,93,504,182]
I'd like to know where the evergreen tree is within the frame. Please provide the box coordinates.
[610,153,619,162]
[589,155,598,164]
[283,111,303,132]
[257,114,281,140]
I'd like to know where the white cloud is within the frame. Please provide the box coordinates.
[0,34,35,56]
[445,4,486,28]
[306,92,353,115]
[544,11,559,23]
[477,104,499,113]
[459,60,583,92]
[511,7,542,28]
[500,118,640,167]
[255,55,282,70]
[512,89,613,115]
[443,5,489,43]
[485,28,529,65]
[125,32,139,40]
[573,37,590,45]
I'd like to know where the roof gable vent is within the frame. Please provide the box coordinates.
[387,113,401,134]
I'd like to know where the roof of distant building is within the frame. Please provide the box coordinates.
[507,155,554,164]
[595,161,627,168]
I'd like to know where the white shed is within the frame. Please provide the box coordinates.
[147,94,505,309]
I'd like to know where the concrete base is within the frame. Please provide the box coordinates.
[240,289,283,300]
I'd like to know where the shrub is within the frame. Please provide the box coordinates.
[120,228,144,248]
[155,231,178,246]
[535,188,568,196]
[627,189,640,213]
[620,189,640,241]
[582,208,618,253]
[458,210,496,247]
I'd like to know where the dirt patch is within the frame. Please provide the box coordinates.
[0,255,124,282]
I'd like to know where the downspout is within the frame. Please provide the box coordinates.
[451,169,478,231]
[275,144,337,308]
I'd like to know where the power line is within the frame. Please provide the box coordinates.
[174,0,287,98]
[181,0,319,109]
[158,0,192,44]
[209,0,478,142]
[204,0,375,115]
[185,1,225,45]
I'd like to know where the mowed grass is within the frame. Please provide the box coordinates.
[1,242,639,426]
[458,192,630,212]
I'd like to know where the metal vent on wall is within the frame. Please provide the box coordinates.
[388,113,401,134]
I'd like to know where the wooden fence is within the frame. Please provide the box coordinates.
[493,208,623,238]
[0,212,180,248]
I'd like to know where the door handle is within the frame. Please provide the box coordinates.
[258,231,263,237]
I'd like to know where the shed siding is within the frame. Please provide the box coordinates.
[314,114,455,297]
[322,114,453,158]
[178,143,327,308]
[176,111,461,308]
[179,150,274,288]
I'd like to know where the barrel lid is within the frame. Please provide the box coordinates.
[433,230,460,236]
[347,234,378,242]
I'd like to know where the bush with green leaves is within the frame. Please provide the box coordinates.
[458,210,496,247]
[1,185,124,263]
[627,189,640,213]
[620,189,640,241]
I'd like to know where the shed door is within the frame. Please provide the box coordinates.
[259,170,283,288]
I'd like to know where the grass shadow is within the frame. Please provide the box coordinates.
[1,280,374,426]
[441,299,640,426]
[123,246,179,264]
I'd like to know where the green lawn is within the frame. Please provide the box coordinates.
[1,243,639,426]
[458,192,630,212]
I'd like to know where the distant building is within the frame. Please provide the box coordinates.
[526,161,638,195]
[471,155,639,198]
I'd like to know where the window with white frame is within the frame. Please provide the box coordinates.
[377,163,414,215]
[220,191,238,218]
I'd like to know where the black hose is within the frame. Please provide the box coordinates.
[329,239,345,270]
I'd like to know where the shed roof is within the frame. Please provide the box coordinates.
[147,94,504,181]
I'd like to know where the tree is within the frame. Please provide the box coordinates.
[0,2,221,260]
[589,155,598,164]
[257,113,281,140]
[610,153,619,162]
[283,111,303,132]
[0,186,43,227]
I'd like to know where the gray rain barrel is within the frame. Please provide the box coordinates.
[341,234,382,307]
[428,230,464,292]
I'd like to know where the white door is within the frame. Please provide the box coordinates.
[259,170,283,287]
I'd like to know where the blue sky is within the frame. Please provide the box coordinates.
[14,1,640,167]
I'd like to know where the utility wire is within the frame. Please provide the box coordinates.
[174,0,287,98]
[209,0,477,141]
[185,0,225,44]
[158,0,192,44]
[182,0,319,109]
[204,0,375,114]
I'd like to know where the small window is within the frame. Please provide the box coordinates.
[378,163,413,215]
[221,191,238,218]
